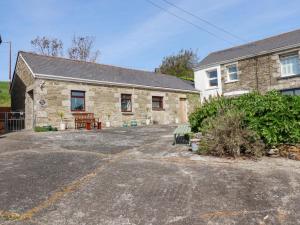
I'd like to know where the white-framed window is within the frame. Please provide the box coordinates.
[206,70,218,87]
[226,64,238,81]
[280,53,300,77]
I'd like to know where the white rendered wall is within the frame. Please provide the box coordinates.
[194,65,222,102]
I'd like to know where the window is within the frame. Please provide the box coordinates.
[152,96,163,110]
[281,88,300,96]
[280,53,300,77]
[207,70,218,87]
[71,91,85,111]
[226,64,238,81]
[121,94,132,112]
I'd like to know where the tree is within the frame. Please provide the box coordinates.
[157,49,198,81]
[31,36,63,56]
[67,35,100,62]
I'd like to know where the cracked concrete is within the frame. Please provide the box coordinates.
[0,125,299,225]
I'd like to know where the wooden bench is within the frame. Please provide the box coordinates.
[173,124,191,145]
[73,113,101,130]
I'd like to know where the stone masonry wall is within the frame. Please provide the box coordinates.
[11,56,34,111]
[221,48,300,94]
[11,56,35,129]
[33,79,200,128]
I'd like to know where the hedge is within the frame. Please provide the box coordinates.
[189,91,300,146]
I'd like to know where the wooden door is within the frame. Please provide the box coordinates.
[179,98,187,123]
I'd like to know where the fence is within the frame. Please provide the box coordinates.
[0,112,25,132]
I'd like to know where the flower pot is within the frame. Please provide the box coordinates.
[86,122,91,130]
[146,119,150,125]
[106,121,111,127]
[191,139,200,152]
[60,122,66,131]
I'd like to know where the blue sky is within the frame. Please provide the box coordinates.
[1,0,300,81]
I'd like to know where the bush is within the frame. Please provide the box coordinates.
[189,91,300,146]
[199,109,265,158]
[34,126,58,132]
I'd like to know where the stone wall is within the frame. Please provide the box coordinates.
[11,56,35,129]
[33,79,200,128]
[11,56,34,111]
[221,48,300,94]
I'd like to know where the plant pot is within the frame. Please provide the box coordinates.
[86,122,91,130]
[191,138,200,152]
[175,118,179,124]
[146,119,150,125]
[105,121,111,127]
[60,122,66,131]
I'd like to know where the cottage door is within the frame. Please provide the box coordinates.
[179,98,187,123]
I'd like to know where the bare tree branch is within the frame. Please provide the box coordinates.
[67,35,100,62]
[31,36,63,56]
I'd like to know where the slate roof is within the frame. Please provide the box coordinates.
[20,51,196,92]
[198,29,300,68]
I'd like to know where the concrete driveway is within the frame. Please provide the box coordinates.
[0,126,299,225]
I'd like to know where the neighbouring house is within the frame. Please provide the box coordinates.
[194,29,300,102]
[10,51,200,129]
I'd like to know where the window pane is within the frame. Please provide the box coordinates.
[121,100,131,111]
[71,98,84,111]
[209,78,218,87]
[121,94,132,112]
[208,70,217,78]
[281,90,294,96]
[152,101,160,109]
[281,54,300,76]
[71,91,85,111]
[229,72,238,81]
[71,91,85,97]
[295,89,300,96]
[152,96,163,110]
[228,65,237,73]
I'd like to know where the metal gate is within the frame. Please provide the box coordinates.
[0,112,25,132]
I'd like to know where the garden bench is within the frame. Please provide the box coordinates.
[173,124,191,145]
[73,113,101,130]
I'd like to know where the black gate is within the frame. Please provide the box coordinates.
[0,112,25,132]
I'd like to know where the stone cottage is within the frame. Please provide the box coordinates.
[10,51,200,129]
[194,29,300,102]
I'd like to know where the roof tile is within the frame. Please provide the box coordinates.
[198,29,300,68]
[20,51,196,92]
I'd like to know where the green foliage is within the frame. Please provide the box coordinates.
[189,91,300,146]
[158,49,198,80]
[199,109,265,158]
[0,81,11,107]
[34,126,58,132]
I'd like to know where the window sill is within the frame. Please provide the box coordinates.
[224,80,239,84]
[277,74,300,80]
[205,87,219,91]
[72,111,86,113]
[152,109,165,111]
[122,112,134,115]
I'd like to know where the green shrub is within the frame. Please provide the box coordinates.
[189,91,300,146]
[199,109,265,158]
[34,126,58,132]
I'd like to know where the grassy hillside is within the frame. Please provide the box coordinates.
[0,81,11,107]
